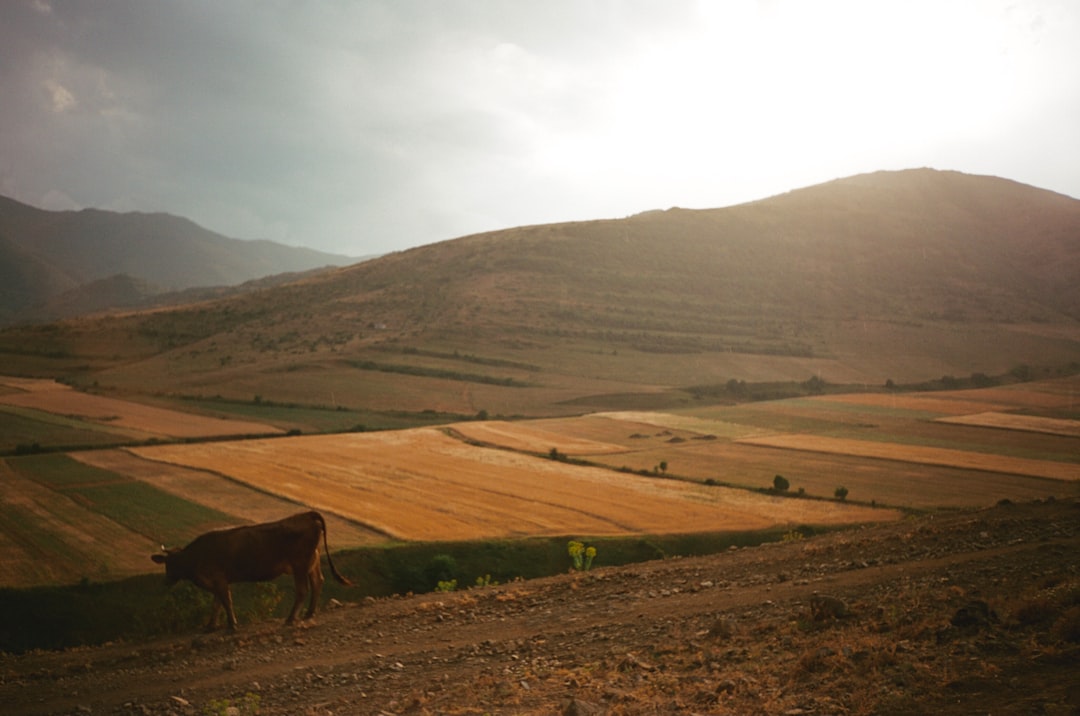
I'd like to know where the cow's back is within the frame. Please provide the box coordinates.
[190,511,323,583]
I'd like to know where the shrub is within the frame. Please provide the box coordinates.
[834,486,849,501]
[203,692,260,716]
[424,554,458,588]
[474,574,498,588]
[773,474,790,492]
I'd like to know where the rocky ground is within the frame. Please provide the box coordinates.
[2,498,1079,716]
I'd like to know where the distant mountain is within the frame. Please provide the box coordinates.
[2,169,1078,416]
[0,195,357,324]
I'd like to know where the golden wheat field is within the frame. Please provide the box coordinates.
[70,450,383,548]
[0,377,281,439]
[129,429,899,541]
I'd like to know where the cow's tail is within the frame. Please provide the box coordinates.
[317,512,352,586]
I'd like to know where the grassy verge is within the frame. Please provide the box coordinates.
[0,527,813,653]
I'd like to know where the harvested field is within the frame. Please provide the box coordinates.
[450,403,1079,509]
[738,433,1080,481]
[933,381,1080,411]
[129,429,899,542]
[817,393,1009,416]
[593,411,770,440]
[587,440,1074,509]
[935,411,1080,437]
[449,420,627,455]
[0,377,282,439]
[71,450,383,549]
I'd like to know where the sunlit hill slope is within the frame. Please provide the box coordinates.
[2,168,1078,418]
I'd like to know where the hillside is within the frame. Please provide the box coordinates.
[1,169,1078,417]
[2,498,1077,715]
[0,195,356,324]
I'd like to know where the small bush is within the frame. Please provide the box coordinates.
[203,692,260,716]
[425,554,458,588]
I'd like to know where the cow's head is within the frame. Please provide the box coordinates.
[151,547,183,584]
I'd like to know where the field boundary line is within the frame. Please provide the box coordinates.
[736,434,1080,482]
[121,447,399,541]
[934,412,1080,438]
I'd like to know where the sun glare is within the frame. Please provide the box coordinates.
[551,0,1032,211]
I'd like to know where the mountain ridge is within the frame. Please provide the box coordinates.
[2,168,1078,416]
[0,194,357,324]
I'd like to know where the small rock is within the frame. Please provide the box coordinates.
[951,600,997,628]
[563,697,606,715]
[716,679,737,694]
[809,593,849,621]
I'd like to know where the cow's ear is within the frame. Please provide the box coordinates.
[151,553,167,564]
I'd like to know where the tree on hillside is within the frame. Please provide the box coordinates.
[803,375,827,394]
[773,474,790,492]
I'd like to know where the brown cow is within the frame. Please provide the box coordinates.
[151,511,351,631]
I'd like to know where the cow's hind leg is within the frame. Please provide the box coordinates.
[305,561,325,620]
[286,571,309,625]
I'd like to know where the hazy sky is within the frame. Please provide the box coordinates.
[2,1,1078,256]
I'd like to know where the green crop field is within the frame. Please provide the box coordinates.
[0,454,239,587]
[0,405,134,454]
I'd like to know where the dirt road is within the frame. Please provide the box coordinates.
[3,498,1078,715]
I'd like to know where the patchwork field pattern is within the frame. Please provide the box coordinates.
[453,378,1080,509]
[129,429,898,542]
[0,449,382,588]
[4,376,1076,588]
[0,377,282,439]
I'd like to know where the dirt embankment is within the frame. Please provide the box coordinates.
[2,499,1078,715]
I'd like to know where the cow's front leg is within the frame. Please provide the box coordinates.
[210,582,239,631]
[204,598,222,632]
